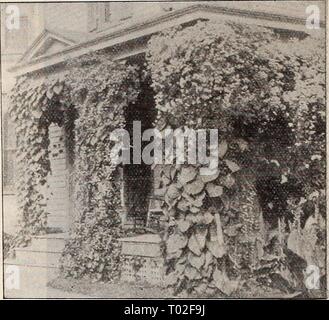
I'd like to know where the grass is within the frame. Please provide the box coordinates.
[48,276,313,299]
[49,276,173,299]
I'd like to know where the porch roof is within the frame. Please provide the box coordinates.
[9,2,325,76]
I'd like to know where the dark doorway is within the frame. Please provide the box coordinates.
[123,75,156,228]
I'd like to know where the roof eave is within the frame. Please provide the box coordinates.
[9,3,325,76]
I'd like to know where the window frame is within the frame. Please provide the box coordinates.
[97,2,133,32]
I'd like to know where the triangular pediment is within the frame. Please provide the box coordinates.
[19,29,79,64]
[33,38,72,58]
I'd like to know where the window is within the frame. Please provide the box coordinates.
[97,3,132,31]
[104,3,111,23]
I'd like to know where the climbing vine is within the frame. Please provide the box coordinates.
[60,53,141,281]
[9,71,72,247]
[9,19,325,296]
[147,21,325,297]
[10,53,141,283]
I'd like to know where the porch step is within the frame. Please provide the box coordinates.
[32,232,68,251]
[119,234,162,257]
[47,215,69,231]
[4,233,67,298]
[4,258,60,284]
[118,234,165,286]
[4,260,61,298]
[15,246,62,267]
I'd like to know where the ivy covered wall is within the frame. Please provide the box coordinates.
[60,54,141,281]
[9,20,325,296]
[146,21,325,296]
[10,54,141,281]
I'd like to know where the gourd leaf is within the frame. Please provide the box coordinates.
[213,268,240,296]
[218,140,228,159]
[206,183,223,197]
[184,178,205,195]
[225,160,241,173]
[188,234,202,256]
[178,166,198,185]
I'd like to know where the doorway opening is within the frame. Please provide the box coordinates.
[122,73,157,230]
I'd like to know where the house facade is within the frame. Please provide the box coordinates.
[3,2,326,297]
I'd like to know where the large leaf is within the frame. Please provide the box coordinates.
[288,226,325,271]
[46,89,54,100]
[206,183,223,197]
[178,166,198,185]
[191,192,206,208]
[225,160,241,173]
[287,230,304,259]
[177,198,189,212]
[177,219,191,233]
[188,234,202,256]
[53,83,63,95]
[204,211,214,225]
[218,140,228,159]
[167,233,188,253]
[165,194,178,208]
[214,213,226,253]
[224,223,243,237]
[200,170,220,183]
[213,268,240,296]
[206,240,225,258]
[161,166,172,185]
[188,252,205,269]
[166,183,181,199]
[184,178,205,195]
[195,227,208,250]
[204,250,214,271]
[235,138,248,151]
[221,174,235,189]
[185,265,201,280]
[165,271,179,286]
[170,167,178,180]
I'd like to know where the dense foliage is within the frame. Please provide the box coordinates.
[147,21,325,296]
[10,53,141,281]
[9,19,325,296]
[60,54,141,281]
[9,71,72,247]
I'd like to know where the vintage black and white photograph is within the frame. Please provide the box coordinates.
[0,1,326,300]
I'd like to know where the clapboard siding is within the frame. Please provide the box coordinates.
[46,123,70,231]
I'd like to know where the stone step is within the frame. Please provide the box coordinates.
[14,247,62,267]
[118,234,165,285]
[119,234,162,257]
[47,176,68,184]
[47,193,69,200]
[47,198,68,206]
[47,216,69,231]
[49,163,67,172]
[31,233,68,252]
[47,207,68,215]
[4,259,60,283]
[4,259,60,298]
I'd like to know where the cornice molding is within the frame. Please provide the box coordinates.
[10,4,325,76]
